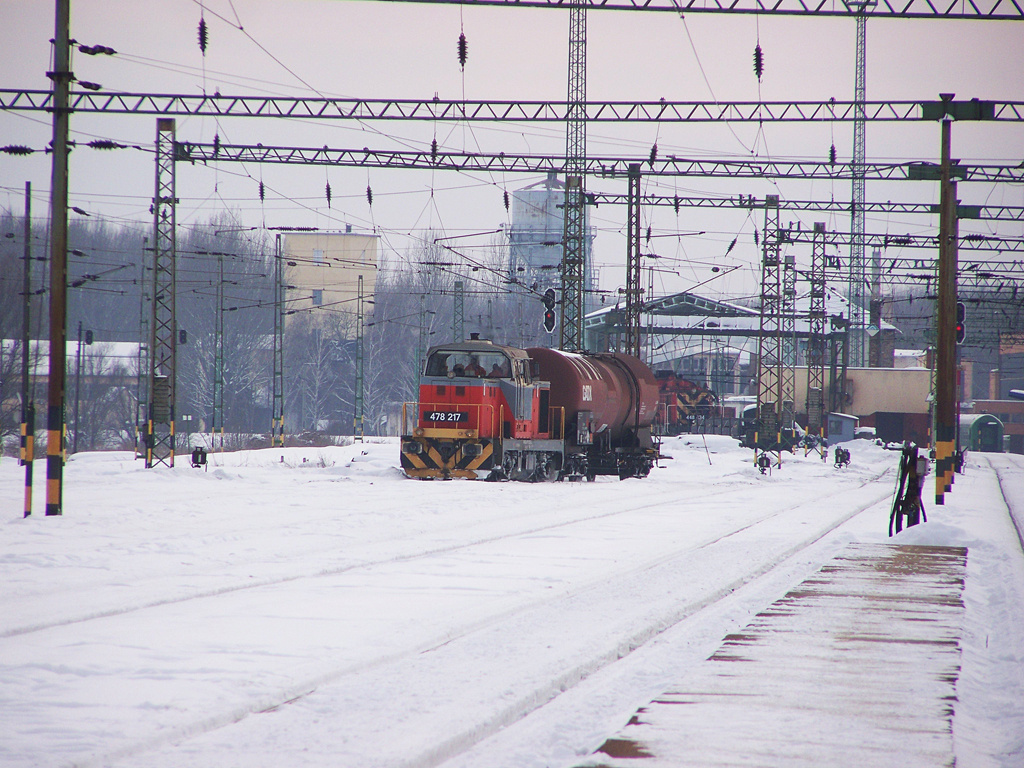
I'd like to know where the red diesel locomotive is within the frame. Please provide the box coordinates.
[654,371,718,435]
[400,337,660,481]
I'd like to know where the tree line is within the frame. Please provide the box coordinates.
[0,211,554,453]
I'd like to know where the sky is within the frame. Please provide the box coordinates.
[2,0,1023,302]
[1,436,1022,767]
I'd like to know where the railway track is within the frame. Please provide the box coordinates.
[1,481,739,640]
[5,462,897,768]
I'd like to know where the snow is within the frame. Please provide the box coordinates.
[1,437,1021,768]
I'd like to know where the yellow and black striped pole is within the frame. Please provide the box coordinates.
[23,404,34,518]
[45,0,71,516]
[934,110,957,505]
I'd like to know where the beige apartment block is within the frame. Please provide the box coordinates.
[282,231,378,327]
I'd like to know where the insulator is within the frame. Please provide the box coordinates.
[503,190,510,211]
[753,44,764,81]
[726,237,737,255]
[326,182,332,208]
[78,81,102,91]
[457,32,468,69]
[259,181,265,202]
[86,140,125,150]
[366,185,373,207]
[673,196,680,214]
[213,133,220,157]
[431,138,438,161]
[79,44,116,56]
[649,143,658,166]
[829,144,837,165]
[753,229,760,247]
[1,145,35,155]
[198,17,208,55]
[646,226,652,243]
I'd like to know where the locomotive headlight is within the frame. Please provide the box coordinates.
[462,442,483,458]
[402,441,423,455]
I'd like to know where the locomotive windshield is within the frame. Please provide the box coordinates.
[425,350,512,379]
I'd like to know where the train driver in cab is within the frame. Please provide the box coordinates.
[464,355,486,377]
[488,358,511,378]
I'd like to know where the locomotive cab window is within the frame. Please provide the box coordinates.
[425,350,512,379]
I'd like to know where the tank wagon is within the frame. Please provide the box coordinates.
[400,337,659,481]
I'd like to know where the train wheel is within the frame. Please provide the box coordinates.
[500,451,518,481]
[534,455,560,483]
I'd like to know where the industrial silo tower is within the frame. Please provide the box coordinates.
[507,173,596,305]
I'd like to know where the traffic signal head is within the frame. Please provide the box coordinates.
[956,301,966,344]
[541,288,557,332]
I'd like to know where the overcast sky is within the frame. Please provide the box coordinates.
[2,0,1023,301]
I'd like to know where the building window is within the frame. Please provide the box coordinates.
[313,249,324,264]
[312,289,323,306]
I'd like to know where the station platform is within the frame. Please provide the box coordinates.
[573,543,968,768]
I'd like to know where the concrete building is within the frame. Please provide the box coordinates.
[282,231,377,327]
[788,365,933,446]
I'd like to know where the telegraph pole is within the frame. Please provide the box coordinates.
[924,94,994,504]
[934,111,957,504]
[271,234,285,447]
[74,321,82,454]
[213,253,225,451]
[354,274,365,441]
[21,182,34,517]
[46,0,71,515]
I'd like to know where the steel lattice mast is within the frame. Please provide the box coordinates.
[755,196,784,464]
[147,118,177,468]
[849,2,870,367]
[560,0,587,352]
[624,164,643,357]
[453,280,465,342]
[806,223,828,450]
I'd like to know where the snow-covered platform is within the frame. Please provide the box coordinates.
[574,543,968,768]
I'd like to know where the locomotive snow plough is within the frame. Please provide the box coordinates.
[400,337,659,481]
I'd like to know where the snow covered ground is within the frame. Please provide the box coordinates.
[1,436,1021,768]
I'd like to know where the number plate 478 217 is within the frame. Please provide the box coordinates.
[424,411,468,423]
